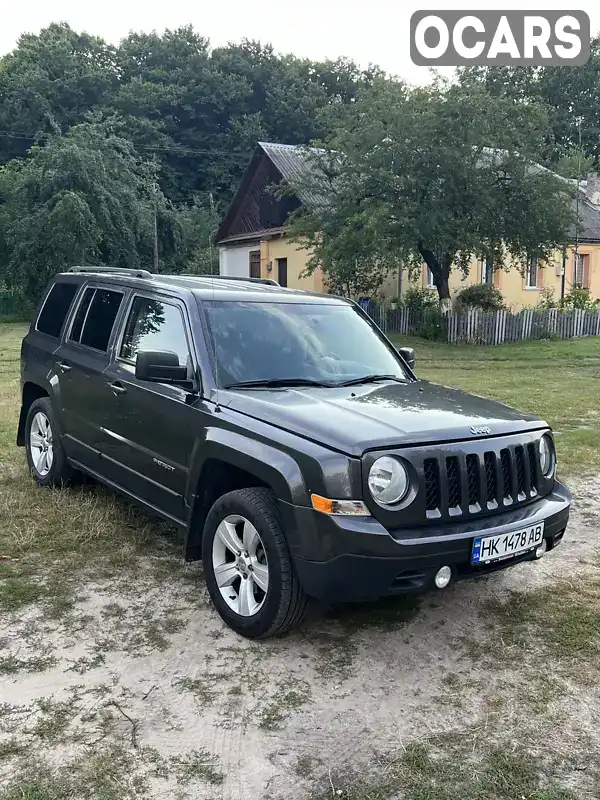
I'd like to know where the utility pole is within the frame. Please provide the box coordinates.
[153,182,159,274]
[572,116,584,289]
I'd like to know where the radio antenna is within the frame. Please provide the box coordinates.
[208,191,221,412]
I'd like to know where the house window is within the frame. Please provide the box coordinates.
[482,257,494,285]
[525,259,539,289]
[573,253,589,288]
[276,257,288,287]
[249,250,261,279]
[426,268,435,289]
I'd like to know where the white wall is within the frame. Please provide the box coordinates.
[219,244,254,277]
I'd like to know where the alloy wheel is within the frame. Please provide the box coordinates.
[211,514,269,616]
[29,411,54,477]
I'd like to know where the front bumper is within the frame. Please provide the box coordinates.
[282,481,571,602]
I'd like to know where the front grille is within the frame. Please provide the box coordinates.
[500,449,512,498]
[515,445,526,498]
[424,458,441,510]
[424,441,540,520]
[527,443,538,495]
[484,452,496,503]
[446,456,461,508]
[466,454,480,507]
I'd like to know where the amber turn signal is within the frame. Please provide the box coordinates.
[310,494,371,516]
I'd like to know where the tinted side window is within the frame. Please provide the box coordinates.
[120,297,189,366]
[76,289,123,352]
[36,282,78,338]
[69,287,95,343]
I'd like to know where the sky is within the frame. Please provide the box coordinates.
[1,0,600,84]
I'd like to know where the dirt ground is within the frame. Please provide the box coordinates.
[1,476,598,800]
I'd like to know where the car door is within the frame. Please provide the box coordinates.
[100,292,200,523]
[53,283,127,469]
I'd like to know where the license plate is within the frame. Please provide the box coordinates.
[472,522,545,564]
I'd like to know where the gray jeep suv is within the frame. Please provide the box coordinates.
[18,267,571,637]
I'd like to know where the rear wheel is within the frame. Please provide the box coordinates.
[25,398,75,487]
[202,488,308,638]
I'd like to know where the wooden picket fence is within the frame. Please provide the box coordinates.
[370,305,600,345]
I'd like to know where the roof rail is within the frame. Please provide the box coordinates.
[196,274,280,287]
[68,266,153,279]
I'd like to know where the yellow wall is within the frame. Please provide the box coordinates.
[259,235,324,292]
[418,245,600,308]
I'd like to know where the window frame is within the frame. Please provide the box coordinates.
[426,268,436,289]
[525,259,539,290]
[482,257,494,286]
[115,291,194,372]
[34,280,80,339]
[573,252,589,288]
[65,284,126,354]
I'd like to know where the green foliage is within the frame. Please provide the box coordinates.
[0,23,378,301]
[288,79,575,301]
[536,287,558,310]
[460,37,600,169]
[417,308,447,341]
[456,283,505,311]
[562,287,599,311]
[0,121,165,300]
[399,286,439,312]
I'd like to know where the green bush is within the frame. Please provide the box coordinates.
[536,287,557,310]
[417,307,447,340]
[400,285,439,312]
[561,287,599,311]
[456,283,505,312]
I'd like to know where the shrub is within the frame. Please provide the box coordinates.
[400,285,439,312]
[417,307,447,340]
[536,287,557,311]
[456,283,505,312]
[561,287,599,311]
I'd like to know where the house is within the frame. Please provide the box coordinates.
[421,175,600,306]
[218,141,600,307]
[216,142,324,292]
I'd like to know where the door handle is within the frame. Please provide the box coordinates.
[109,382,127,396]
[57,361,72,373]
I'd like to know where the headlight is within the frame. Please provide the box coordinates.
[539,434,555,477]
[368,456,409,505]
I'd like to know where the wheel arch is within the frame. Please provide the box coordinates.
[184,430,308,561]
[17,382,51,446]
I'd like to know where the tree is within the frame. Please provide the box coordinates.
[288,80,575,302]
[0,121,163,300]
[0,23,117,163]
[460,37,600,167]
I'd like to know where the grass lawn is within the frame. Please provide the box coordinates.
[390,334,600,477]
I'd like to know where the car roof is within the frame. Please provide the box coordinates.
[55,269,351,306]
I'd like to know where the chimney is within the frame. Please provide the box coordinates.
[585,172,600,207]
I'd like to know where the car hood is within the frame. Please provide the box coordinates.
[221,380,546,456]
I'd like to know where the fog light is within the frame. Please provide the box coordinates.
[535,539,547,560]
[434,565,452,589]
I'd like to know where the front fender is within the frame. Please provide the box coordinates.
[186,428,309,509]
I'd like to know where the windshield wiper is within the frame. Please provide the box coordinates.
[223,378,335,389]
[334,374,407,387]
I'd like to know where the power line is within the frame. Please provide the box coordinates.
[0,129,253,159]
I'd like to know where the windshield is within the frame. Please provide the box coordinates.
[202,301,410,387]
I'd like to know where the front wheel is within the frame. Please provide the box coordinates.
[202,488,308,638]
[25,397,75,487]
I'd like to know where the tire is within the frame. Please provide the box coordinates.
[25,397,76,487]
[202,487,308,638]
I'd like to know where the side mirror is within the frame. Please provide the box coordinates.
[397,346,415,371]
[135,350,192,387]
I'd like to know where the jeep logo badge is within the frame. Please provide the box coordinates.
[470,425,491,436]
